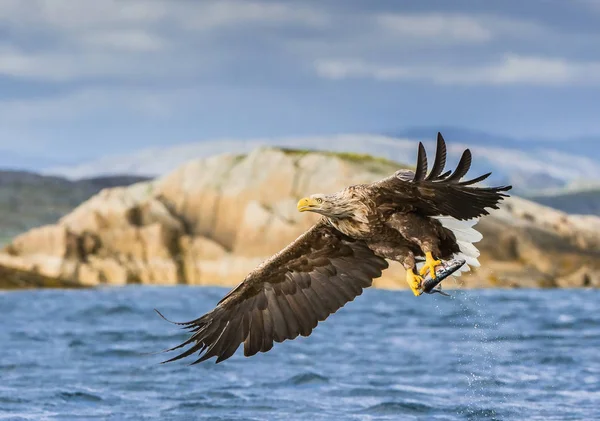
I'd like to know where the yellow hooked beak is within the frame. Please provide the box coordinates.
[297,197,316,212]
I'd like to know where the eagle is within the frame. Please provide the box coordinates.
[158,132,511,364]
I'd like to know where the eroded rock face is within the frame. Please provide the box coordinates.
[1,147,599,289]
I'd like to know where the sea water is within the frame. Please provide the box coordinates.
[1,287,599,420]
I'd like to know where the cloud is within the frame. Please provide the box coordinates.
[295,11,597,88]
[375,13,549,45]
[1,0,600,163]
[0,46,153,81]
[0,86,185,157]
[0,3,594,86]
[0,0,326,34]
[176,1,327,31]
[315,54,600,86]
[460,55,600,86]
[0,87,182,125]
[0,0,166,32]
[288,11,553,61]
[0,0,327,81]
[80,29,167,52]
[375,13,493,44]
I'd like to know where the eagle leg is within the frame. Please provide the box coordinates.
[406,268,424,296]
[419,251,442,279]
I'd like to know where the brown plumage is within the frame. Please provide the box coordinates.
[158,132,511,364]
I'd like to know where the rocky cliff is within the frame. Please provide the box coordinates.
[1,147,599,289]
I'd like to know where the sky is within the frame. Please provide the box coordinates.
[1,0,599,169]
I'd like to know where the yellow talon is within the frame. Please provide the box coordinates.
[419,251,442,279]
[406,268,424,296]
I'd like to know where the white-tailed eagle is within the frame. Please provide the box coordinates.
[158,132,511,364]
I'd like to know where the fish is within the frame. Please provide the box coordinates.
[420,258,466,296]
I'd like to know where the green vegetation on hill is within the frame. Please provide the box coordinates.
[279,147,409,175]
[0,172,149,244]
[0,264,85,289]
[280,147,401,166]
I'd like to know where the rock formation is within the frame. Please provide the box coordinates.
[1,147,599,289]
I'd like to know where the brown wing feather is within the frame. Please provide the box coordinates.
[412,142,428,182]
[158,220,388,364]
[425,132,447,181]
[373,132,511,220]
[445,149,472,183]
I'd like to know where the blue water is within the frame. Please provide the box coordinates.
[1,287,599,421]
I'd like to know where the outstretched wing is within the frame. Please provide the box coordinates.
[373,132,512,220]
[158,220,388,364]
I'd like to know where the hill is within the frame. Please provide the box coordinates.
[1,147,599,290]
[0,171,149,244]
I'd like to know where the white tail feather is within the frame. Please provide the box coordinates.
[460,254,480,268]
[433,216,483,243]
[457,241,480,259]
[433,216,483,274]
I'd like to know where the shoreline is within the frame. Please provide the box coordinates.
[1,281,592,292]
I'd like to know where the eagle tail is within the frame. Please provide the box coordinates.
[433,216,482,276]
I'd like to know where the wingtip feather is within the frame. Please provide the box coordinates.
[154,309,186,325]
[413,142,428,182]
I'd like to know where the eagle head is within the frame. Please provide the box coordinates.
[297,193,357,218]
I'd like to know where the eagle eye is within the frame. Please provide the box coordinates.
[316,198,323,204]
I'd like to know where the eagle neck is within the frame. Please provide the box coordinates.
[326,216,371,239]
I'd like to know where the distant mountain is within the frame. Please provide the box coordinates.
[396,126,600,161]
[0,148,72,172]
[527,188,600,215]
[0,171,149,244]
[44,131,600,197]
